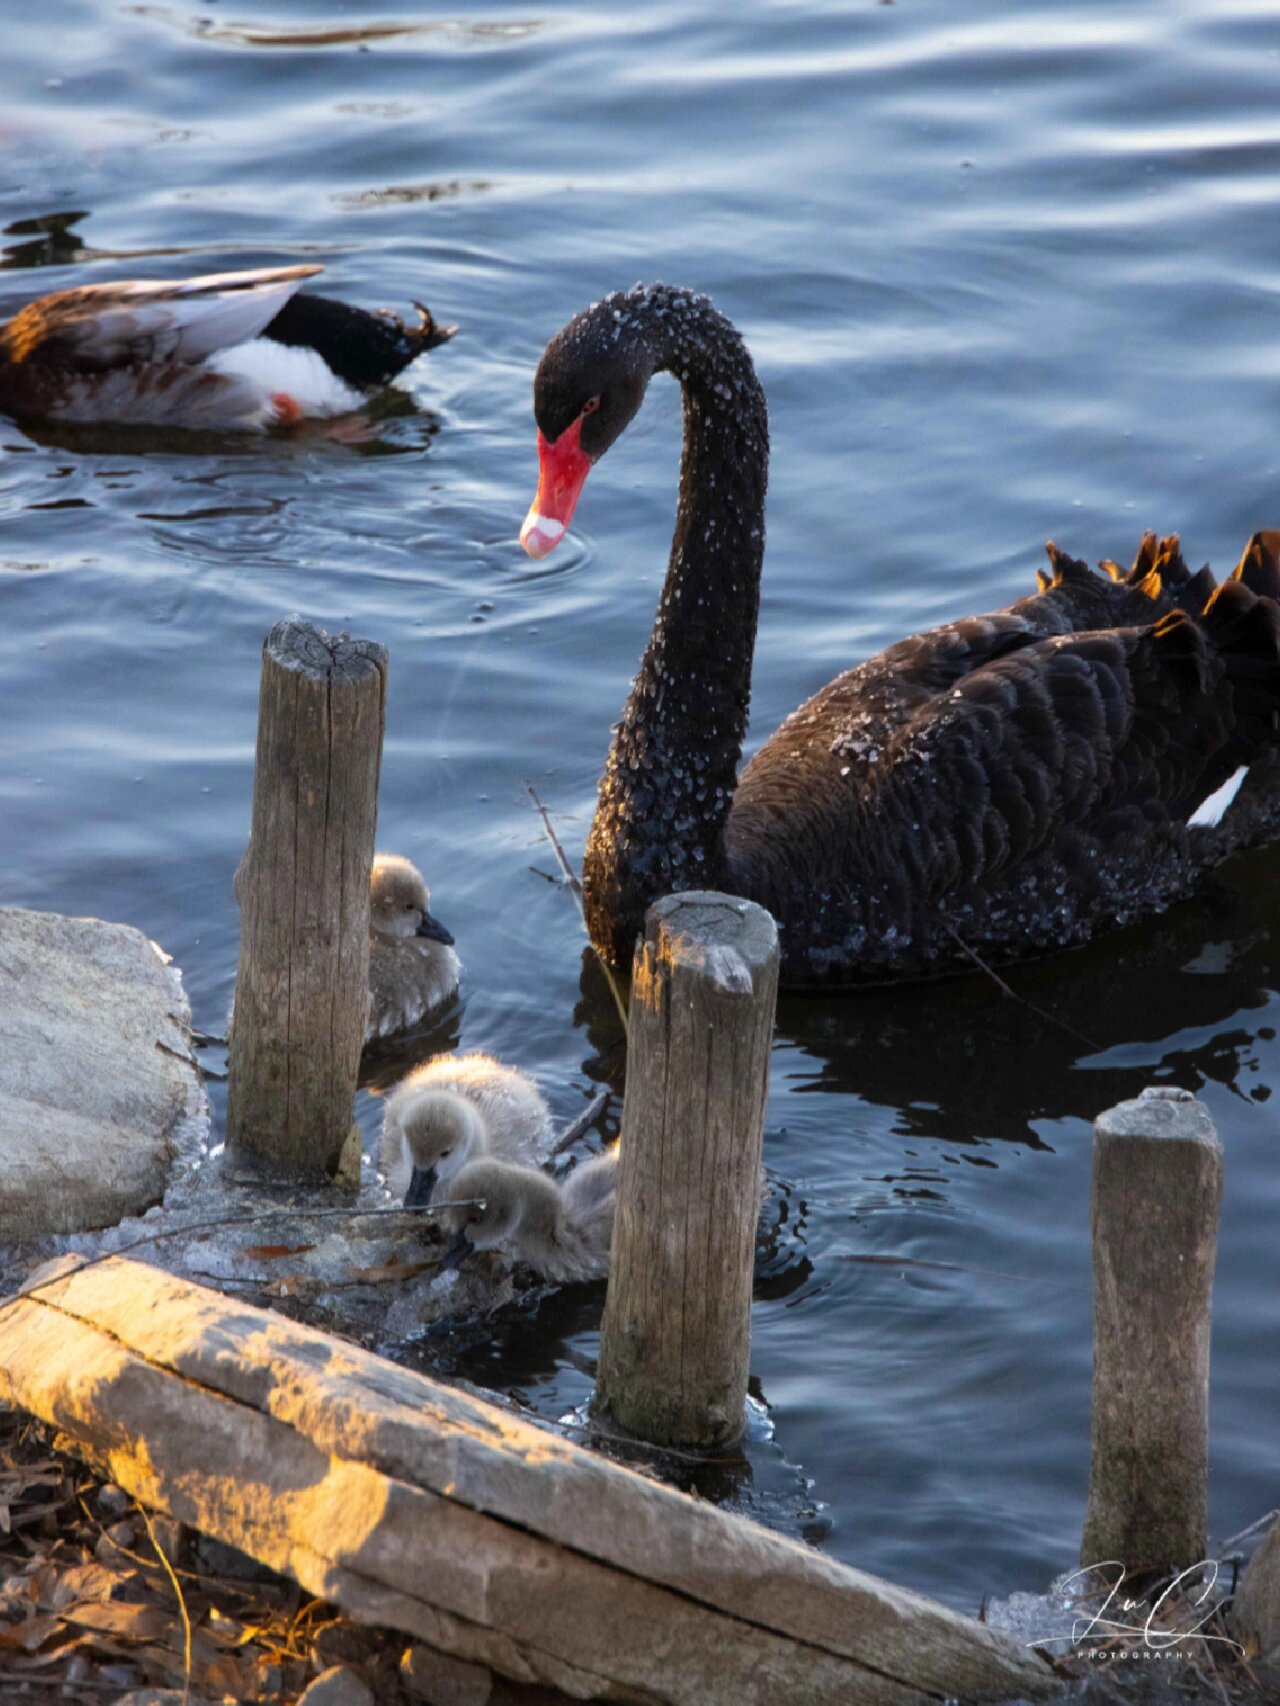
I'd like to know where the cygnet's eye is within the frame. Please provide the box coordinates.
[404,902,416,911]
[581,395,601,416]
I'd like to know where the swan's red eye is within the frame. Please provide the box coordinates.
[582,396,601,416]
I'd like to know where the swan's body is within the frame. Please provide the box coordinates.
[523,284,1280,987]
[0,264,453,430]
[441,1150,618,1283]
[380,1053,554,1205]
[367,854,459,1041]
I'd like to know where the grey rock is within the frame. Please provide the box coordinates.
[113,1693,213,1705]
[96,1481,130,1515]
[299,1664,376,1706]
[401,1643,493,1704]
[0,906,208,1238]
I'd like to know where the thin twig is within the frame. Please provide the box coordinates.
[525,782,630,1038]
[156,1036,227,1081]
[553,1090,611,1156]
[556,1413,741,1468]
[184,1259,437,1292]
[1218,1509,1280,1553]
[138,1502,192,1706]
[155,1039,199,1069]
[831,1252,1063,1285]
[942,925,1103,1054]
[0,1679,152,1695]
[526,783,582,897]
[77,1490,212,1588]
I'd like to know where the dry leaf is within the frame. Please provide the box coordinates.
[27,1563,58,1606]
[243,1243,314,1260]
[344,1260,433,1286]
[199,1649,264,1700]
[0,1629,97,1670]
[4,1498,72,1532]
[0,1613,63,1653]
[59,1600,173,1642]
[50,1561,128,1609]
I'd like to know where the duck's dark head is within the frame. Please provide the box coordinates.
[520,291,657,558]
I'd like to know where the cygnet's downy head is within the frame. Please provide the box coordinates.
[369,853,454,946]
[439,1159,557,1270]
[400,1090,485,1209]
[520,291,655,559]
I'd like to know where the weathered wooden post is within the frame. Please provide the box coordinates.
[226,617,386,1177]
[595,891,780,1447]
[1081,1086,1223,1576]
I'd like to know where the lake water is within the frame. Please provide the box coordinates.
[3,0,1279,1618]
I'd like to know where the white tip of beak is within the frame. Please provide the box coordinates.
[520,510,566,560]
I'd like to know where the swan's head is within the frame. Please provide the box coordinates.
[369,853,454,946]
[439,1159,559,1268]
[439,1158,526,1265]
[399,1090,483,1208]
[521,292,654,559]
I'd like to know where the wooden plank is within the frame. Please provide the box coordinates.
[0,1258,1060,1704]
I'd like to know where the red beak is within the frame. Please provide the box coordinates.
[520,418,592,559]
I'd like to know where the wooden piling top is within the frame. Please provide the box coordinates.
[1094,1085,1220,1149]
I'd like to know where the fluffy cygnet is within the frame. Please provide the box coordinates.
[441,1149,619,1284]
[380,1052,554,1207]
[226,851,457,1046]
[367,853,460,1041]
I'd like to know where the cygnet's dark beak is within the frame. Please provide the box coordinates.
[416,910,455,946]
[405,1166,437,1210]
[441,1227,473,1271]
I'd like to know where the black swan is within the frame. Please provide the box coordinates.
[0,264,453,430]
[521,283,1280,987]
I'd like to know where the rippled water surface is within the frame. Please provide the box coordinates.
[4,0,1280,1612]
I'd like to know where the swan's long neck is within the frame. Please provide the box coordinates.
[584,292,769,962]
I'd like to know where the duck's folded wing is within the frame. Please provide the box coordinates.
[864,580,1280,900]
[4,264,322,370]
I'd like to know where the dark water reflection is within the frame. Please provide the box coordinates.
[3,0,1280,1613]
